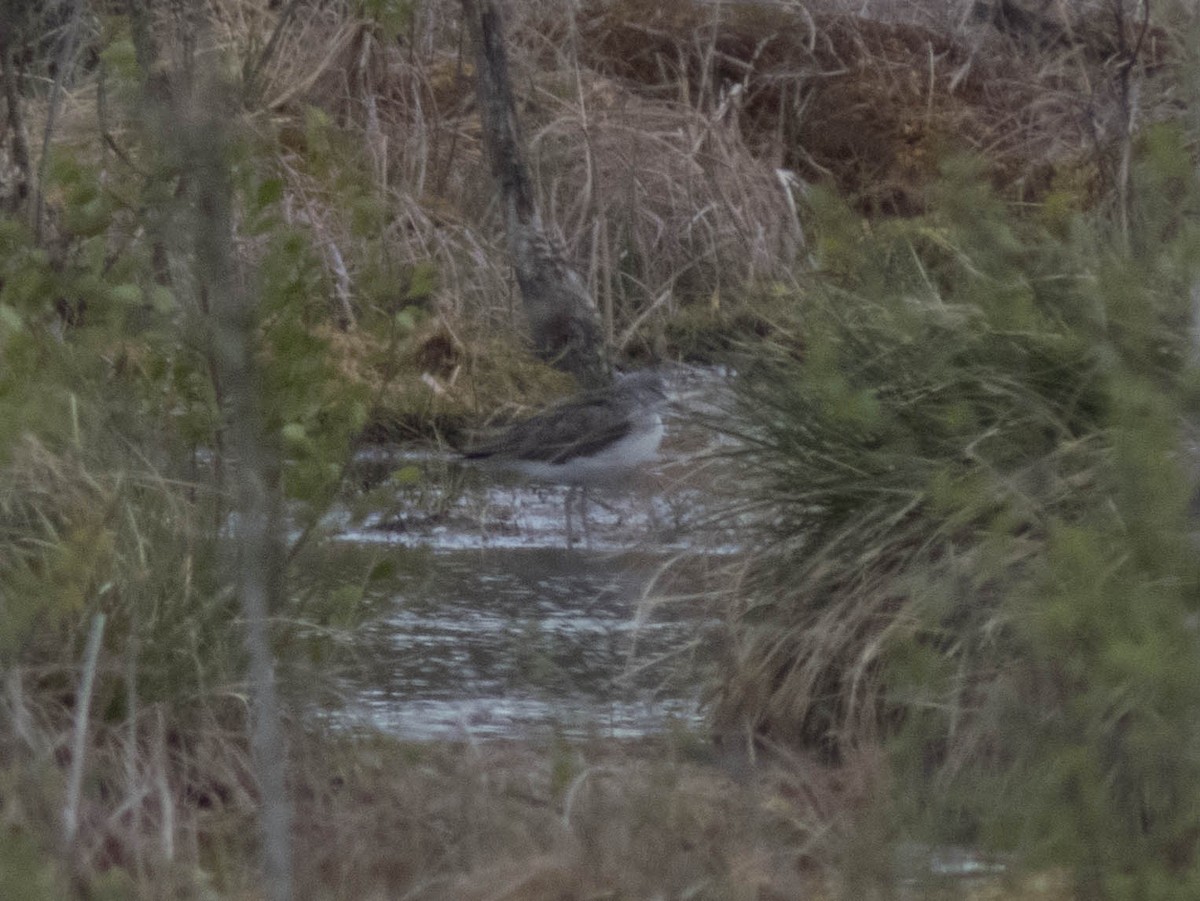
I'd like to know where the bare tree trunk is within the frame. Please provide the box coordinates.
[33,0,85,242]
[460,0,611,390]
[0,26,32,216]
[178,55,295,901]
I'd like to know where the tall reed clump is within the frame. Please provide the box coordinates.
[0,216,253,894]
[713,131,1200,892]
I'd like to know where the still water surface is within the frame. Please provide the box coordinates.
[332,542,710,739]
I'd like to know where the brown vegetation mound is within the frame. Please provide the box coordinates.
[578,0,1167,214]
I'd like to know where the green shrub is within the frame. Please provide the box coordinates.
[714,133,1200,892]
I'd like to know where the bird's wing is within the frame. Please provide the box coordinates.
[465,395,632,463]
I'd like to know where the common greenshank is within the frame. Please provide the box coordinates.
[463,369,669,545]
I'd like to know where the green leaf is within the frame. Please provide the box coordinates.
[390,464,421,486]
[368,559,397,582]
[255,177,284,210]
[148,285,175,313]
[108,284,143,308]
[0,303,23,336]
[394,310,416,334]
[99,37,139,80]
[281,422,309,449]
[406,262,437,301]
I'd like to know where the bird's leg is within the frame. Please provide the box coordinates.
[564,485,578,548]
[645,490,663,536]
[581,486,593,548]
[587,492,622,517]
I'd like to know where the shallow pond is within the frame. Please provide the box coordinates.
[320,374,733,740]
[329,541,714,740]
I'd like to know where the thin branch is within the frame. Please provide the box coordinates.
[63,612,107,847]
[184,66,295,901]
[0,33,32,215]
[140,6,296,892]
[243,0,306,104]
[34,0,86,242]
[1112,0,1151,249]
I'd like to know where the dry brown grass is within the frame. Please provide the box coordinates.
[2,691,1079,898]
[204,1,800,342]
[1,685,874,900]
[287,734,860,900]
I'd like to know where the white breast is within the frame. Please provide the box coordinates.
[513,415,664,486]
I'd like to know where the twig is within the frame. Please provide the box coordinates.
[126,0,159,88]
[1113,0,1151,249]
[154,705,175,861]
[5,667,38,752]
[62,611,107,847]
[462,0,610,388]
[34,0,86,242]
[616,285,676,352]
[243,0,306,104]
[561,766,616,829]
[124,632,145,880]
[265,23,360,112]
[183,50,294,901]
[274,154,356,327]
[326,238,356,329]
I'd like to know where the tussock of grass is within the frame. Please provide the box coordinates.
[0,439,257,895]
